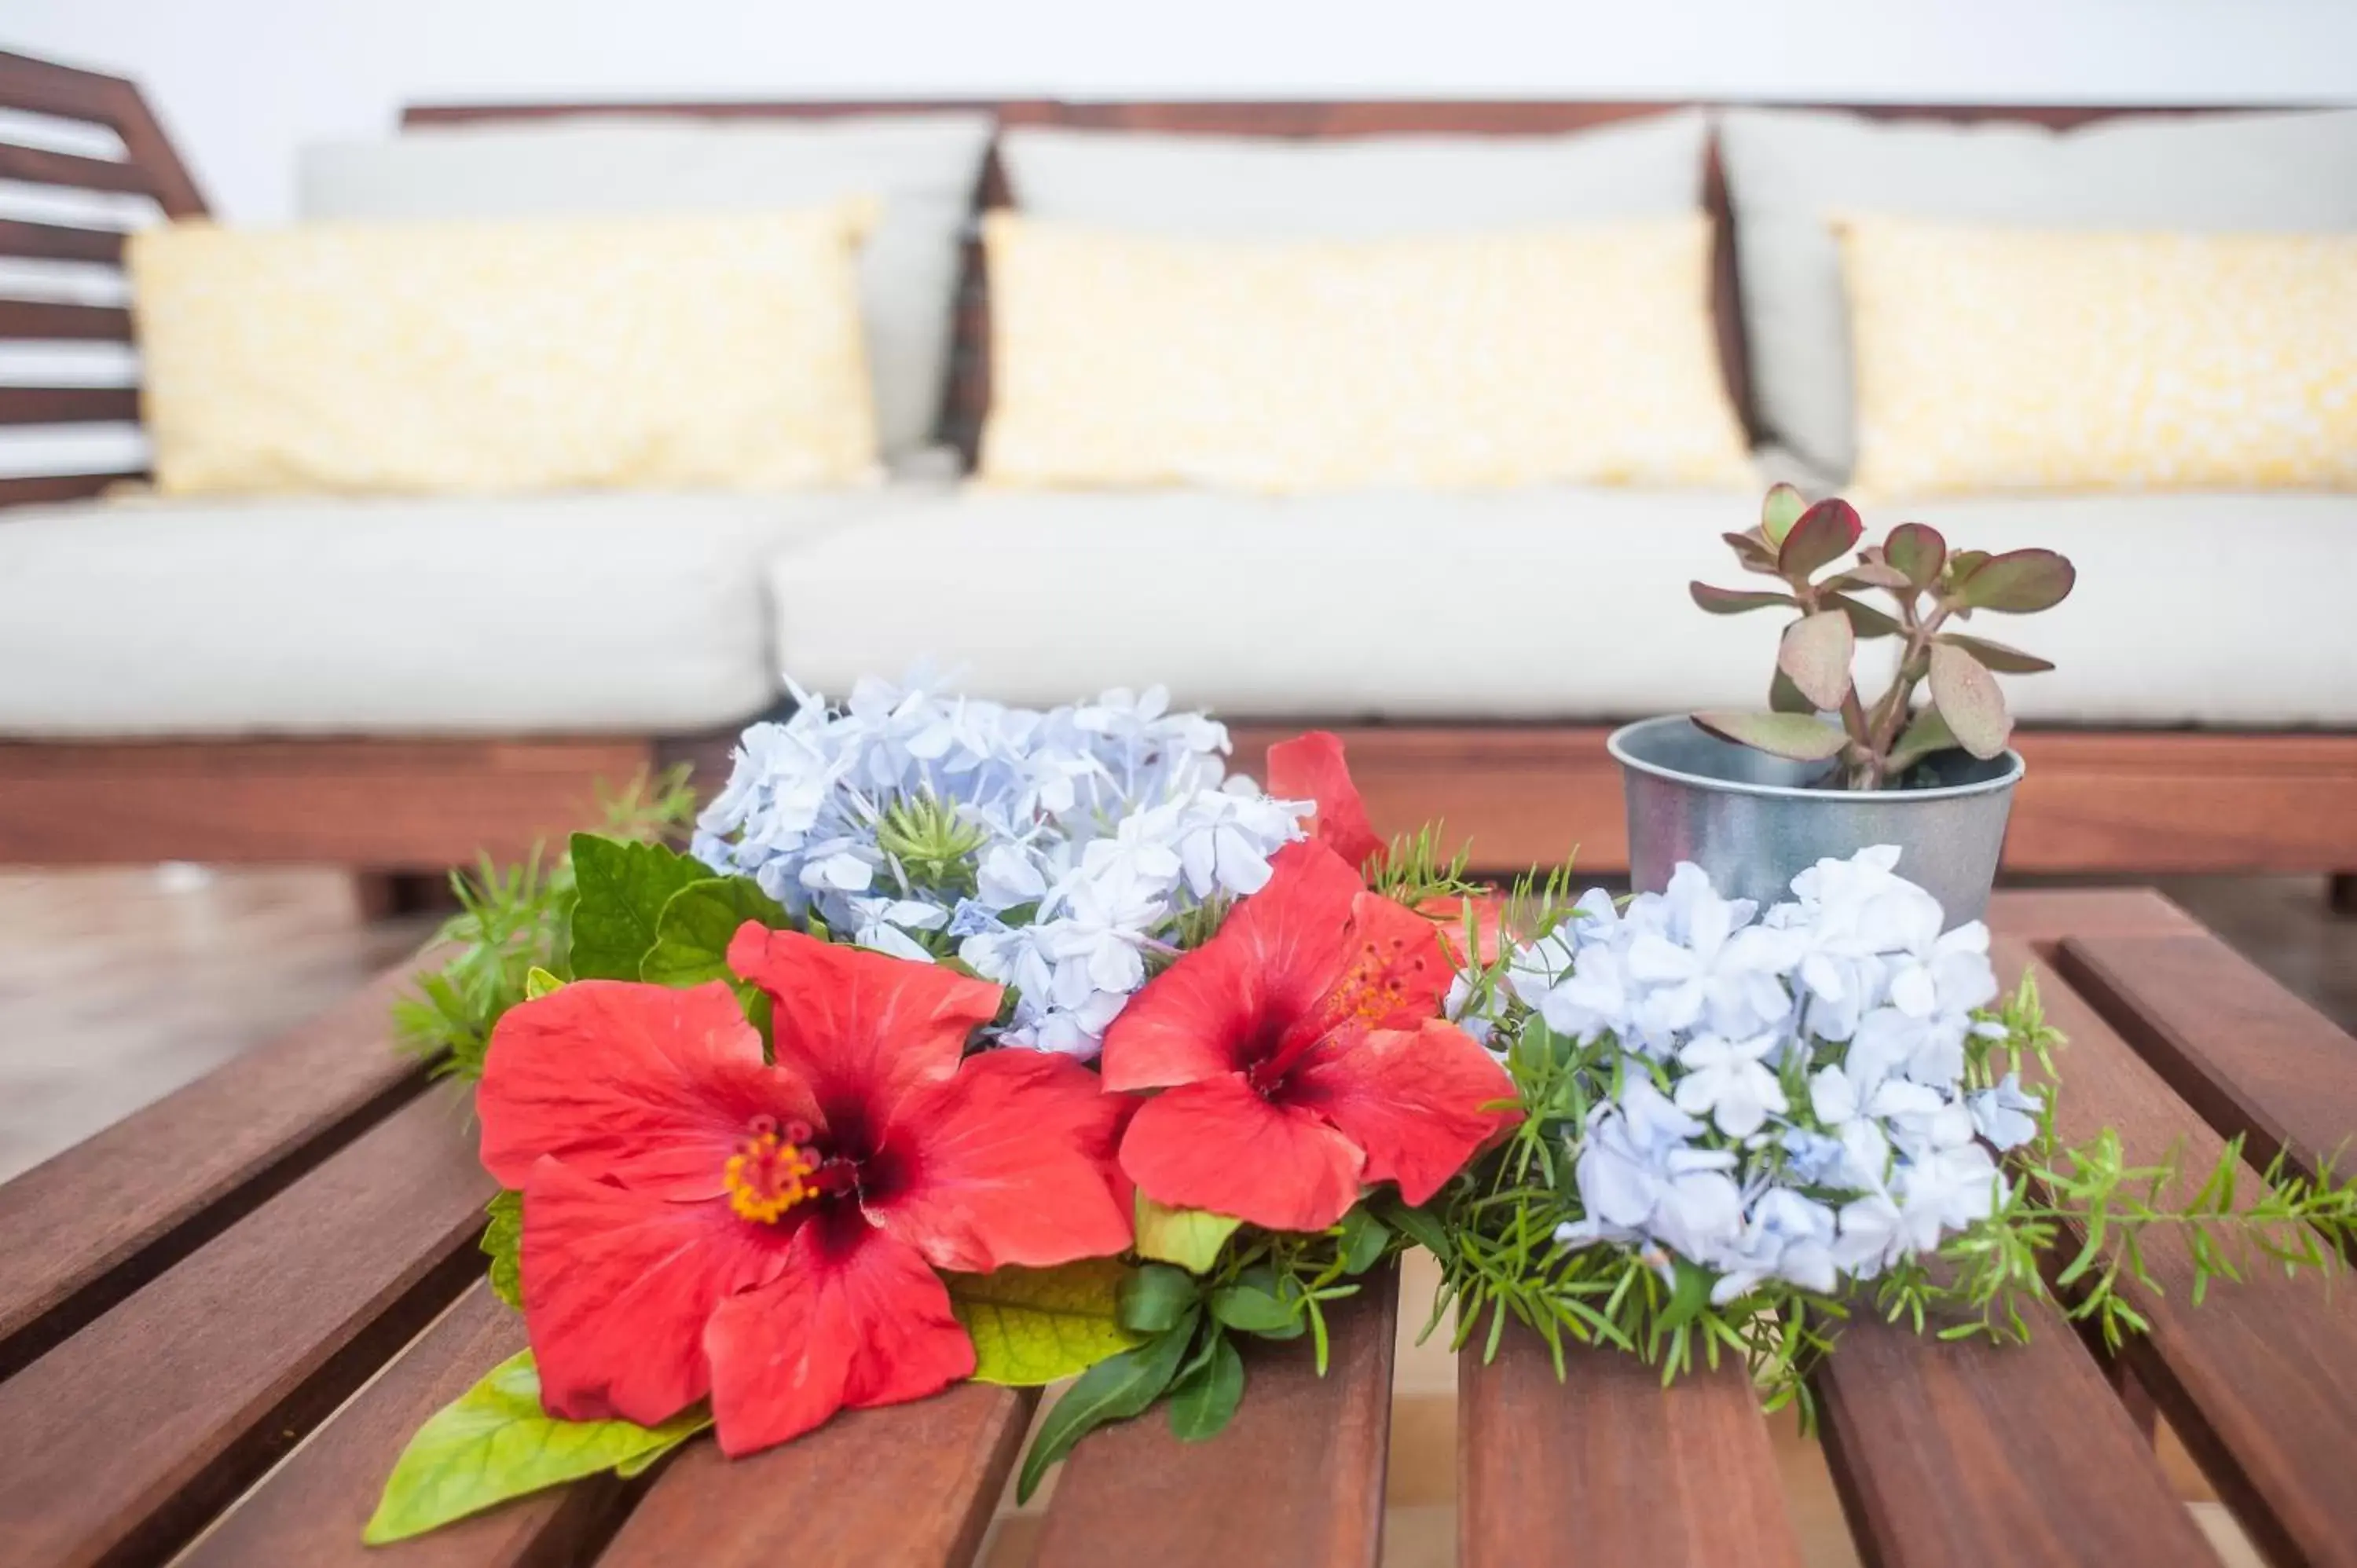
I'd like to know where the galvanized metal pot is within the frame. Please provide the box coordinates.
[1607,715,2023,928]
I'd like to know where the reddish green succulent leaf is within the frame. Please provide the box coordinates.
[1722,530,1784,577]
[1768,666,1816,714]
[1827,562,1913,592]
[1776,499,1863,581]
[1887,705,1963,775]
[1943,549,1990,588]
[1692,710,1850,762]
[1689,581,1798,616]
[1778,610,1856,710]
[1826,593,1904,639]
[1956,548,2077,614]
[1761,483,1808,546]
[1928,643,2013,759]
[1885,522,1948,588]
[1934,632,2055,674]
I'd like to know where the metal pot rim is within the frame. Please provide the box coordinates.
[1606,714,2025,804]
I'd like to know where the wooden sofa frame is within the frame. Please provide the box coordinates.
[4,47,2354,899]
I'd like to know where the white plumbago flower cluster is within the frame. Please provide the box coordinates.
[693,675,1307,1059]
[1491,846,2038,1306]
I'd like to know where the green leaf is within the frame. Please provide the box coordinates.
[1208,1266,1297,1335]
[1934,632,2055,675]
[1886,705,1963,775]
[1759,482,1807,545]
[1336,1207,1391,1275]
[522,967,563,1001]
[365,1351,708,1544]
[1167,1331,1246,1442]
[1767,666,1816,715]
[1956,548,2076,614]
[1776,610,1856,711]
[614,1423,706,1478]
[640,876,790,987]
[1776,498,1862,580]
[1826,593,1904,639]
[1118,1263,1200,1335]
[1657,1260,1716,1332]
[564,834,701,981]
[1016,1310,1199,1503]
[1373,1196,1453,1263]
[482,1191,522,1310]
[1885,521,1948,588]
[1721,530,1786,577]
[949,1258,1146,1387]
[1133,1192,1244,1274]
[1691,711,1849,763]
[1928,643,2014,760]
[1688,582,1796,616]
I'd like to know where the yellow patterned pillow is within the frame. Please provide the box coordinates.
[977,213,1753,493]
[130,204,880,495]
[1841,216,2357,496]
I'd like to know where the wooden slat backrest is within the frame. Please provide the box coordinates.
[1460,1327,1803,1568]
[0,50,203,509]
[2056,931,2357,1185]
[1030,1262,1398,1566]
[0,1085,491,1567]
[1994,934,2357,1568]
[0,954,442,1378]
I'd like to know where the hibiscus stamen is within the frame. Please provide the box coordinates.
[724,1115,821,1224]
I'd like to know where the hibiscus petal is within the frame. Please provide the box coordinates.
[1304,890,1455,1045]
[1099,841,1360,1093]
[867,1050,1131,1273]
[479,980,789,1199]
[1265,730,1386,869]
[1288,1019,1518,1206]
[519,1155,793,1427]
[1119,1072,1365,1232]
[728,925,1003,1128]
[703,1213,973,1456]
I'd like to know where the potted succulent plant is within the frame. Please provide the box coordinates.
[1607,485,2076,924]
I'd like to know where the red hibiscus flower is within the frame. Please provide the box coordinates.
[1266,730,1386,870]
[1100,841,1518,1232]
[477,928,1129,1456]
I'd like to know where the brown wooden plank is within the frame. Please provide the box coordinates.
[1986,887,2202,946]
[0,387,138,424]
[0,218,128,262]
[1460,1324,1802,1568]
[0,1084,493,1568]
[0,298,133,341]
[0,142,152,196]
[0,955,439,1377]
[0,738,655,869]
[1032,1263,1398,1568]
[0,48,138,124]
[2057,931,2357,1185]
[0,471,140,508]
[181,1284,621,1568]
[598,1383,1032,1568]
[1996,936,2357,1568]
[1812,1299,2212,1568]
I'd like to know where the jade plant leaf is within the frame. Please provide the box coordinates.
[1134,1192,1243,1274]
[950,1258,1146,1387]
[565,834,702,981]
[1886,705,1963,775]
[365,1351,709,1544]
[1767,666,1816,715]
[1776,498,1863,580]
[1956,548,2076,614]
[1928,643,2014,759]
[1692,711,1851,763]
[1688,582,1797,616]
[1885,522,1948,588]
[1777,610,1856,710]
[1934,632,2056,675]
[1760,482,1808,545]
[1721,531,1785,576]
[1826,593,1904,639]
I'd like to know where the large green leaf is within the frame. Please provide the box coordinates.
[564,834,702,981]
[1117,1263,1201,1335]
[365,1352,709,1544]
[1015,1309,1199,1502]
[950,1259,1146,1387]
[1692,711,1850,763]
[1133,1192,1243,1273]
[1886,705,1963,776]
[1167,1330,1246,1442]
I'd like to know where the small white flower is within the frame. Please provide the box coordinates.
[1968,1072,2044,1151]
[1673,1032,1789,1138]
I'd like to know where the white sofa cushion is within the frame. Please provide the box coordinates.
[1716,107,2357,482]
[299,115,995,460]
[768,487,2356,729]
[0,488,940,738]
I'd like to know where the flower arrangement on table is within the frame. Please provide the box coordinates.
[371,676,2357,1544]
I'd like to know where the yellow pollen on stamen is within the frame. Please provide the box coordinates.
[724,1124,820,1224]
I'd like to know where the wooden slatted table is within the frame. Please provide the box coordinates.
[1,888,2352,1567]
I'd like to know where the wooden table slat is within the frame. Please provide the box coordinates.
[1813,1298,2214,1568]
[2057,930,2357,1185]
[596,1384,1032,1568]
[179,1283,617,1568]
[1032,1263,1398,1568]
[1984,888,2202,946]
[0,954,440,1376]
[1997,936,2357,1568]
[1461,1325,1802,1568]
[0,1084,493,1568]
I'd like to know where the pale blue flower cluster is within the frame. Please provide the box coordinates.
[693,676,1307,1059]
[1482,846,2038,1306]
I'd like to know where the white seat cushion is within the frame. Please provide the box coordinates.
[768,487,2357,729]
[0,487,944,737]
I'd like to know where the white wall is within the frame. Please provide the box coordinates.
[9,0,2357,222]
